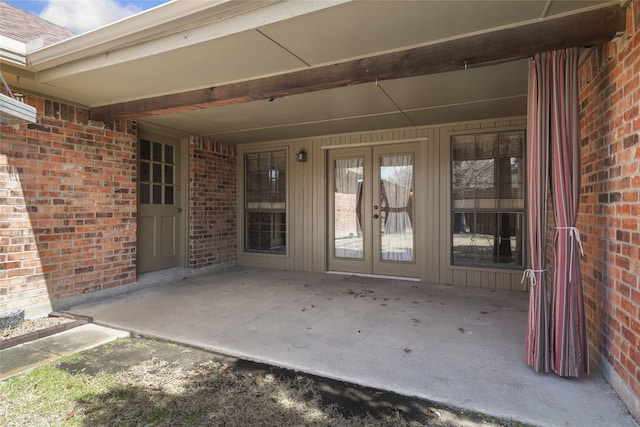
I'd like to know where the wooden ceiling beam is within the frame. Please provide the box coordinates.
[90,4,626,122]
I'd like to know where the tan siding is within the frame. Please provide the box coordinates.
[439,127,453,285]
[237,117,528,290]
[311,141,326,272]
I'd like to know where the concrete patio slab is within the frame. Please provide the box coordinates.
[69,267,638,427]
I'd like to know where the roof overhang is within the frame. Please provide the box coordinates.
[1,0,628,144]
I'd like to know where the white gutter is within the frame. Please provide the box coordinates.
[0,35,27,66]
[27,0,281,70]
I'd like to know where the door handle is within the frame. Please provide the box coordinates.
[373,214,379,219]
[176,208,183,213]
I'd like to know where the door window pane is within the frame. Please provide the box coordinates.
[153,163,162,183]
[333,158,364,259]
[153,185,162,204]
[140,161,150,182]
[379,154,414,262]
[140,183,150,204]
[165,186,174,205]
[153,142,162,162]
[139,139,177,206]
[140,139,151,160]
[165,165,174,185]
[165,144,174,164]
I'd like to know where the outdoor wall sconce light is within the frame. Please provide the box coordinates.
[296,150,307,163]
[12,92,25,103]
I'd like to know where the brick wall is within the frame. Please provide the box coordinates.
[578,3,640,415]
[0,95,137,315]
[189,137,237,269]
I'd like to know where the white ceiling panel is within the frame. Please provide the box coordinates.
[42,30,308,105]
[405,96,528,127]
[10,0,619,144]
[546,1,614,17]
[379,59,528,110]
[259,1,552,66]
[195,112,413,145]
[141,82,403,134]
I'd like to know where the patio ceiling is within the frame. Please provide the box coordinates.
[10,0,627,144]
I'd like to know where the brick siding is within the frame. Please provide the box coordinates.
[0,95,137,313]
[189,137,237,268]
[578,3,640,407]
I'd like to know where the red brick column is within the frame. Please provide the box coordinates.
[578,3,640,416]
[188,137,237,269]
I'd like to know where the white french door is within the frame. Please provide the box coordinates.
[328,143,419,277]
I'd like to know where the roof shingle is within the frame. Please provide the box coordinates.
[0,1,75,46]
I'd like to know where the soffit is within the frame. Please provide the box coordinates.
[3,0,623,143]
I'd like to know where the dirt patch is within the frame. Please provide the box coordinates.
[0,312,91,350]
[1,316,73,340]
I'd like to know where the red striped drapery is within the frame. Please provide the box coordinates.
[525,48,589,378]
[549,48,589,378]
[524,53,551,373]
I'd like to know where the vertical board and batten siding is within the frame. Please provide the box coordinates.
[237,117,528,291]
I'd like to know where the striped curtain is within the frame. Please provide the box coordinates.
[524,53,551,373]
[525,48,588,378]
[549,48,589,378]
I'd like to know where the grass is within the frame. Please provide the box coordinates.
[0,338,530,426]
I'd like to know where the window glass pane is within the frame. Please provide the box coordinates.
[244,150,287,254]
[476,133,498,159]
[452,212,496,265]
[495,212,524,266]
[246,153,259,173]
[452,212,476,262]
[140,139,151,160]
[451,130,525,269]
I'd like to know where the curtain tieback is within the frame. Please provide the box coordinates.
[387,207,408,213]
[555,226,585,256]
[521,268,546,286]
[555,226,584,283]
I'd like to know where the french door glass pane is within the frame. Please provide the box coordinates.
[334,158,364,259]
[379,154,414,262]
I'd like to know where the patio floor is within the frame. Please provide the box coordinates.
[68,267,637,427]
